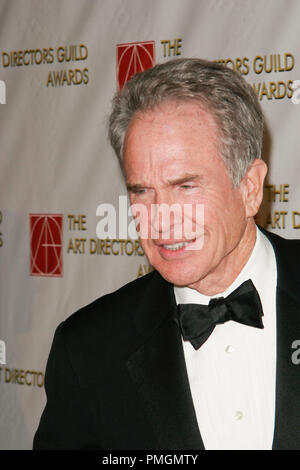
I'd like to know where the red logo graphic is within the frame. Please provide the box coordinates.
[117,41,155,90]
[30,214,63,277]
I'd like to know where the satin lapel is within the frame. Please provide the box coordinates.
[126,273,204,450]
[259,228,300,449]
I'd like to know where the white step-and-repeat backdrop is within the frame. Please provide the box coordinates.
[0,0,300,449]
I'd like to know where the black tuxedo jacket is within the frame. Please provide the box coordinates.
[33,228,300,450]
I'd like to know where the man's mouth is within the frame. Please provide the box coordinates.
[161,240,192,251]
[155,237,201,255]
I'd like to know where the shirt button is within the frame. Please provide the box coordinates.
[235,411,243,420]
[225,345,234,354]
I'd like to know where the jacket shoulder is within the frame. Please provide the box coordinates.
[60,270,164,341]
[259,226,300,298]
[259,225,300,255]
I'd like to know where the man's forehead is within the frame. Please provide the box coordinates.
[123,99,224,187]
[124,101,220,162]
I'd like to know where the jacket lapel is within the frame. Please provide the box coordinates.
[261,228,300,449]
[126,273,204,450]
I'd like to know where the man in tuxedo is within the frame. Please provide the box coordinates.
[33,58,300,450]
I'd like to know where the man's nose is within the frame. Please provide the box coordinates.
[151,204,170,235]
[150,193,181,236]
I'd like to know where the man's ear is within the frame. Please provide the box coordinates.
[239,159,268,218]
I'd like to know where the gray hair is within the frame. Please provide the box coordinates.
[108,58,263,186]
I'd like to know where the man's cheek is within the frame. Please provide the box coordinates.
[130,204,151,240]
[182,204,205,239]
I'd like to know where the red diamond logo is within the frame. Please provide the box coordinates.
[30,214,63,277]
[117,41,155,90]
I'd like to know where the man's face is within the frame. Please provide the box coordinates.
[123,101,253,294]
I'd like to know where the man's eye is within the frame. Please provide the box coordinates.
[131,188,147,194]
[181,185,195,189]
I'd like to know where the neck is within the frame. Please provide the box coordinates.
[190,220,257,296]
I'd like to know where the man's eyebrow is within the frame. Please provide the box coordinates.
[126,183,147,191]
[167,174,201,186]
[127,175,202,191]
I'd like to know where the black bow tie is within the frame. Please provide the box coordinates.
[174,279,264,350]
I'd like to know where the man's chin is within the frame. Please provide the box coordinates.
[153,263,202,288]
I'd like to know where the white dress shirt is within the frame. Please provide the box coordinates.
[174,227,277,450]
